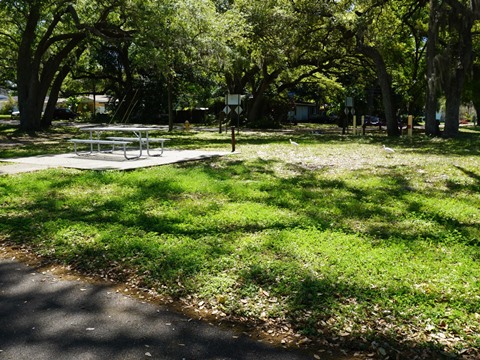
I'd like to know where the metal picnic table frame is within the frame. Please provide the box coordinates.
[76,126,169,159]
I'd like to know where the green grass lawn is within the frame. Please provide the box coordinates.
[1,123,479,359]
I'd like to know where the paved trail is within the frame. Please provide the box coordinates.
[0,258,319,360]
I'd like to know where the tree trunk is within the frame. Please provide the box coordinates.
[443,13,473,137]
[226,72,247,94]
[443,70,463,137]
[17,3,42,132]
[15,3,125,132]
[247,67,280,124]
[42,63,72,128]
[167,78,174,131]
[473,102,480,126]
[357,44,398,136]
[426,0,475,138]
[227,65,279,126]
[425,0,441,136]
[470,64,480,126]
[376,59,398,136]
[247,94,266,124]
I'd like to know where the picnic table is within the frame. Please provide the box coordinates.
[69,126,170,160]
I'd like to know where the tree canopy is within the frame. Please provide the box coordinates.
[0,0,479,136]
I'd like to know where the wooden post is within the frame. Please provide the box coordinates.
[219,111,225,134]
[231,126,236,152]
[408,115,413,137]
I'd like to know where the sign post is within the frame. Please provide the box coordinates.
[344,97,354,135]
[231,126,236,152]
[226,94,242,134]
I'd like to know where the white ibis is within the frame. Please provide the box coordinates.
[383,144,395,154]
[289,139,299,146]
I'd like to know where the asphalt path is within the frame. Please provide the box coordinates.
[0,257,316,360]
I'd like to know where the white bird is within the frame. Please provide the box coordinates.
[289,139,299,146]
[383,144,395,153]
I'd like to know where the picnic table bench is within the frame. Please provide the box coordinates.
[106,137,170,156]
[69,139,135,160]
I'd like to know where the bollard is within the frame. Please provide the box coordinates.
[353,115,357,135]
[361,115,365,135]
[231,126,236,152]
[407,115,413,137]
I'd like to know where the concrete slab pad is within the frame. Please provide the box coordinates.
[0,163,53,175]
[0,149,232,174]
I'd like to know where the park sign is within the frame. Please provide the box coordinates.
[345,97,354,108]
[226,94,242,106]
[224,94,243,130]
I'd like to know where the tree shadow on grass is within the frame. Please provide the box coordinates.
[239,262,477,359]
[1,159,479,359]
[455,166,480,181]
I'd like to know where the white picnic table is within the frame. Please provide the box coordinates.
[70,126,170,159]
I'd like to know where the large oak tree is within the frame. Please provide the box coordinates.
[0,0,131,132]
[426,0,480,137]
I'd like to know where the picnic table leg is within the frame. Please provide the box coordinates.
[72,142,93,156]
[131,131,143,158]
[95,131,101,152]
[143,131,163,157]
[146,133,153,156]
[87,131,94,153]
[123,143,135,160]
[146,140,164,157]
[144,131,164,157]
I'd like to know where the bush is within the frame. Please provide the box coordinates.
[0,96,16,115]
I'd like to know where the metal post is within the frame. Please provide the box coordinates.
[219,111,225,134]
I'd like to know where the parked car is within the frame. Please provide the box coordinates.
[363,115,385,127]
[53,108,78,120]
[317,111,338,124]
[11,110,20,119]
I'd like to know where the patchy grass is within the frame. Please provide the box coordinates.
[1,123,479,359]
